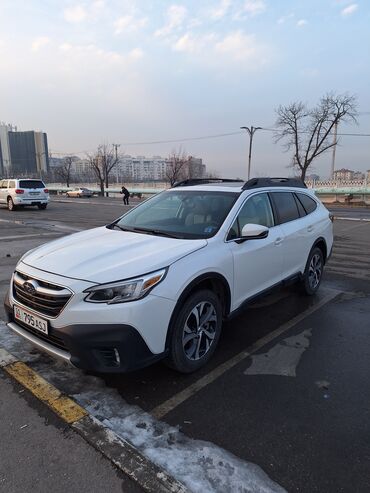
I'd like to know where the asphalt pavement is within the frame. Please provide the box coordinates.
[0,371,141,493]
[0,197,369,492]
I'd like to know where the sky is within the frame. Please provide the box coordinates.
[0,0,369,179]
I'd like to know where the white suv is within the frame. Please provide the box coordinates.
[0,178,49,211]
[4,178,333,373]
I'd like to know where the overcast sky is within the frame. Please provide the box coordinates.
[0,0,369,178]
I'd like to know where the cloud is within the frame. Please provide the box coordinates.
[215,31,259,61]
[277,13,294,24]
[63,2,105,23]
[54,42,144,70]
[296,19,308,27]
[209,0,232,20]
[114,15,148,34]
[341,3,358,16]
[155,4,187,37]
[172,30,268,68]
[129,47,144,60]
[173,32,216,53]
[63,5,87,23]
[31,36,50,52]
[242,0,266,16]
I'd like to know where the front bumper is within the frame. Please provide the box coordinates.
[4,292,166,373]
[4,285,171,373]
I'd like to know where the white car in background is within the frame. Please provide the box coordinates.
[4,177,333,373]
[66,187,93,198]
[0,178,49,211]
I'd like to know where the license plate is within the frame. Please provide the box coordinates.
[29,191,40,195]
[14,305,48,334]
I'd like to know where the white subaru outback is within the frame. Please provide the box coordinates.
[4,178,333,373]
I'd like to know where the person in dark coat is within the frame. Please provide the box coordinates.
[120,185,130,205]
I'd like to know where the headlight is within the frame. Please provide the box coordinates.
[83,268,167,304]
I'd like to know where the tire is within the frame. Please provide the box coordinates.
[38,204,47,210]
[7,197,16,211]
[300,247,324,295]
[165,289,223,373]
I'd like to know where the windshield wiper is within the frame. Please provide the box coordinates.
[131,227,182,239]
[110,224,182,238]
[110,223,132,232]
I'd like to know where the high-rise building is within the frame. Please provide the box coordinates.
[333,168,353,181]
[0,123,49,176]
[333,168,365,181]
[113,155,206,182]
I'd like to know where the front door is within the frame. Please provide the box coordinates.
[227,192,285,310]
[0,180,8,203]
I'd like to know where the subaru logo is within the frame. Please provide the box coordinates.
[23,281,37,295]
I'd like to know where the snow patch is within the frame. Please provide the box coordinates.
[244,329,312,377]
[0,324,286,493]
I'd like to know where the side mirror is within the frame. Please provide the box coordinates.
[240,223,269,240]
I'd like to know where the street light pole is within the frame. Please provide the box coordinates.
[240,126,262,180]
[330,121,338,180]
[113,143,121,183]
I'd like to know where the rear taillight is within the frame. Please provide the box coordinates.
[44,189,49,194]
[15,189,24,194]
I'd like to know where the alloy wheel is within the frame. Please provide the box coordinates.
[182,301,218,361]
[308,253,322,290]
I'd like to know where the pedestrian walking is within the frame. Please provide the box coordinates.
[120,185,130,205]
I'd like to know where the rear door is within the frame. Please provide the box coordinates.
[227,192,285,309]
[269,191,314,277]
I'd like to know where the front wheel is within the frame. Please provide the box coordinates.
[300,247,324,295]
[165,290,223,373]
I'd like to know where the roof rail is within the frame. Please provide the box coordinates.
[242,177,307,190]
[172,178,244,188]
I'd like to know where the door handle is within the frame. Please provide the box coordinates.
[274,237,283,246]
[307,225,314,232]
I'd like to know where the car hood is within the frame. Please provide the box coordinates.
[22,227,207,283]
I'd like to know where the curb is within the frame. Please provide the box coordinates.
[0,347,188,493]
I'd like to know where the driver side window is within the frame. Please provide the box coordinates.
[228,193,274,240]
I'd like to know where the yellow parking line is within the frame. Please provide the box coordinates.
[5,361,87,424]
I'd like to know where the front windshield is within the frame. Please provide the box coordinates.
[113,190,239,239]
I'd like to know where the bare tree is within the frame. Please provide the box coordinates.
[165,149,191,186]
[55,156,74,187]
[274,92,358,181]
[87,144,118,196]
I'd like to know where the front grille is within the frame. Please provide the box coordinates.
[15,319,67,351]
[13,271,72,318]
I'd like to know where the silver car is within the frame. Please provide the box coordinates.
[66,187,93,198]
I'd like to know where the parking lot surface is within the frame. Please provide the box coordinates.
[1,198,369,492]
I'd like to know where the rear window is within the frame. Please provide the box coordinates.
[270,192,300,224]
[296,193,317,214]
[19,180,45,189]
